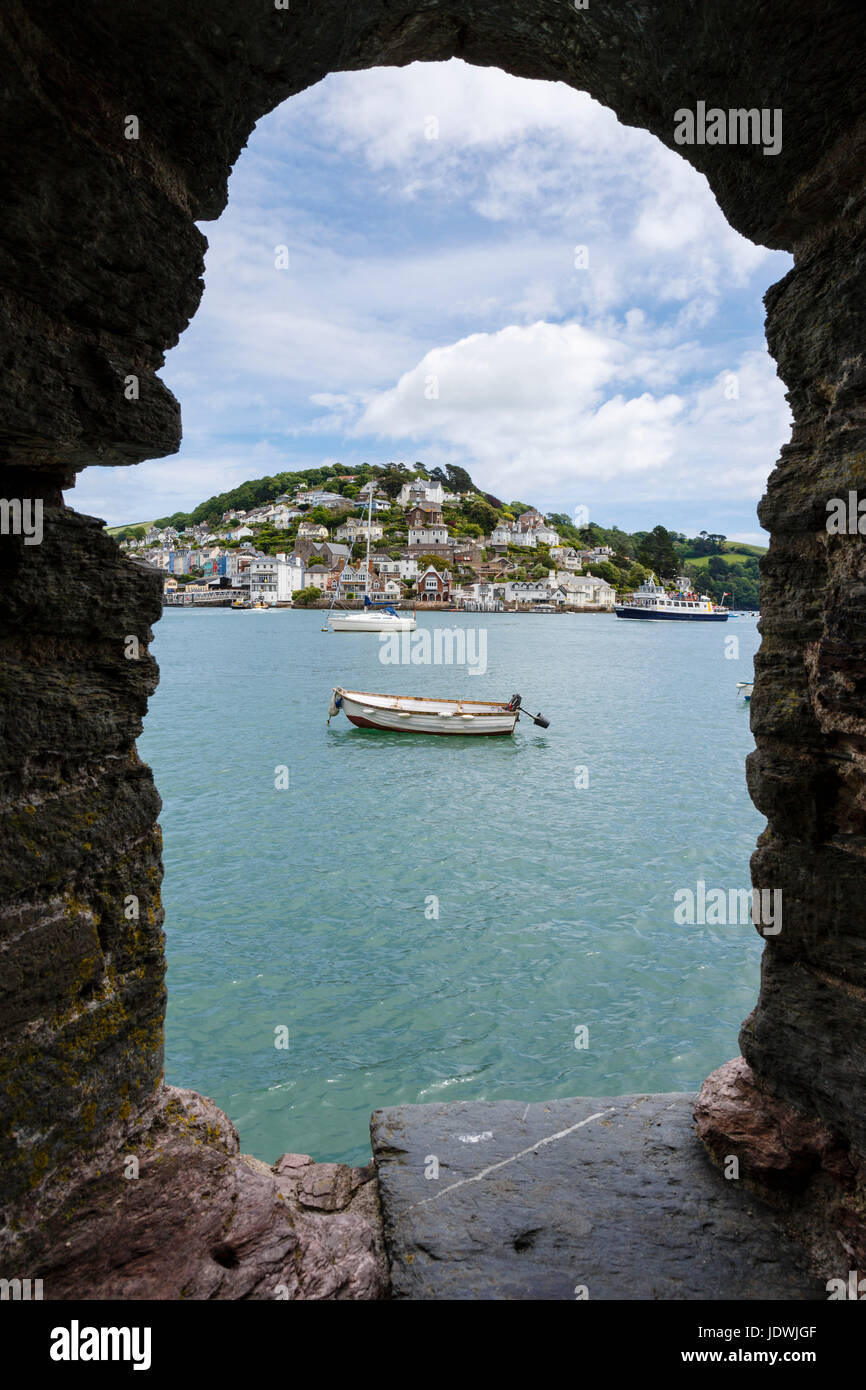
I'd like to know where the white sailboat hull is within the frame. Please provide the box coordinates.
[328,611,416,632]
[332,688,518,735]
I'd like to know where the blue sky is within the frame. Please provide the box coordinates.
[73,61,794,541]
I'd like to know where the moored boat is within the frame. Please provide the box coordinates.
[614,573,729,621]
[327,486,417,632]
[329,602,416,632]
[736,681,754,701]
[327,688,549,735]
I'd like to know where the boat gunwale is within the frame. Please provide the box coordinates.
[334,686,517,712]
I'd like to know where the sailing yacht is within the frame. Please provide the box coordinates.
[327,488,417,632]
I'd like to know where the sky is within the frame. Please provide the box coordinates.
[71,60,794,542]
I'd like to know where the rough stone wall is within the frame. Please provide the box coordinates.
[745,194,866,1152]
[0,508,165,1213]
[1,0,865,1290]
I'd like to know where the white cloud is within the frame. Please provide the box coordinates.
[350,322,790,506]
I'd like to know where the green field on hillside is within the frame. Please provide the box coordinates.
[106,521,154,536]
[683,544,766,569]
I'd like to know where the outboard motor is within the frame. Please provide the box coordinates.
[509,692,549,727]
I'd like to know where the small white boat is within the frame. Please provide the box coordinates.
[329,605,416,632]
[736,681,754,701]
[327,688,549,736]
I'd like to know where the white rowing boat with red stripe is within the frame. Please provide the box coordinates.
[329,687,520,735]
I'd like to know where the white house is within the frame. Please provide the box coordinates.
[492,521,537,549]
[500,580,567,606]
[457,581,503,611]
[375,556,401,575]
[249,556,280,604]
[397,479,445,508]
[336,518,384,543]
[248,552,304,604]
[297,522,329,540]
[507,510,560,546]
[297,490,346,509]
[557,571,616,609]
[304,564,332,591]
[408,524,449,547]
[284,553,307,597]
[230,525,254,541]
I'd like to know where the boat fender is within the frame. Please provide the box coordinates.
[327,691,343,723]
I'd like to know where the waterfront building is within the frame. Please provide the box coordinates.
[417,566,453,603]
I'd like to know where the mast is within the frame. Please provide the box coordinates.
[365,482,373,602]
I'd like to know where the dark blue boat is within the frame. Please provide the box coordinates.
[614,573,729,621]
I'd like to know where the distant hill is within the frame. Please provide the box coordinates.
[115,460,765,605]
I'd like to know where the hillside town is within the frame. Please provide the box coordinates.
[118,473,621,611]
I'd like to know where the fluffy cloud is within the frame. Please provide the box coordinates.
[72,60,794,528]
[351,322,789,508]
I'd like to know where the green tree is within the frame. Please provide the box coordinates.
[414,553,449,572]
[583,560,620,586]
[637,525,680,579]
[292,586,321,606]
[460,496,499,532]
[378,469,407,499]
[625,562,649,589]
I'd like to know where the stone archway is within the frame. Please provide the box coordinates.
[1,0,864,1296]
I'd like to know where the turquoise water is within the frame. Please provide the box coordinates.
[140,608,764,1164]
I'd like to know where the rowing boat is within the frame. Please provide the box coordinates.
[327,688,549,735]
